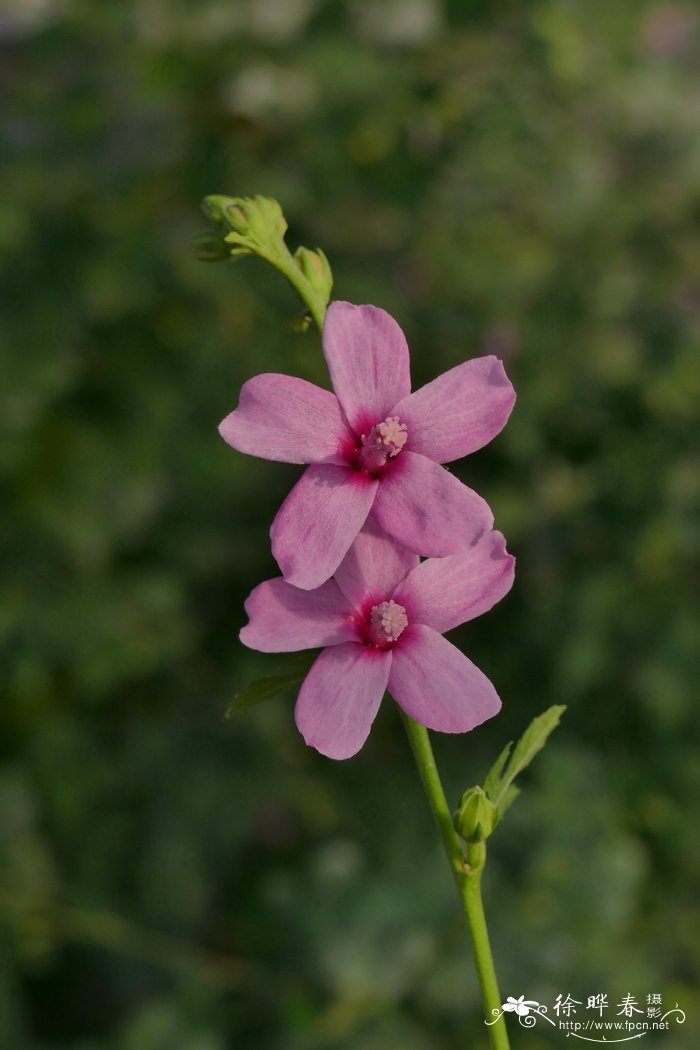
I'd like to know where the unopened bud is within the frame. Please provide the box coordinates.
[201,195,235,225]
[201,194,288,254]
[294,246,333,303]
[454,786,499,843]
[225,195,287,241]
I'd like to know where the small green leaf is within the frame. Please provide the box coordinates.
[225,654,317,719]
[487,705,566,811]
[497,784,521,818]
[483,741,513,800]
[225,673,304,719]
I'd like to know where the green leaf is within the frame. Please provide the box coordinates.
[487,705,566,811]
[497,784,521,818]
[225,672,304,719]
[483,741,513,800]
[225,654,317,719]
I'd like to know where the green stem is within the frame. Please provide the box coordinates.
[281,260,326,336]
[401,712,510,1050]
[259,245,327,335]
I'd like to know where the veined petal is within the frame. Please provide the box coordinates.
[322,301,411,433]
[295,643,391,759]
[240,577,355,653]
[394,531,515,634]
[371,451,493,557]
[335,517,418,610]
[219,373,351,464]
[394,357,515,464]
[388,625,501,733]
[271,464,378,590]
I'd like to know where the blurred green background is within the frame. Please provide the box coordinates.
[2,1,699,1047]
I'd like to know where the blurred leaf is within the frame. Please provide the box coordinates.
[225,654,317,719]
[226,672,304,719]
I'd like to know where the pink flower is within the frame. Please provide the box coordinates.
[240,521,515,759]
[220,301,515,590]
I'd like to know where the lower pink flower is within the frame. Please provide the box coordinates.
[240,521,515,759]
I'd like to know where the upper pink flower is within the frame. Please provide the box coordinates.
[240,520,515,760]
[220,301,515,590]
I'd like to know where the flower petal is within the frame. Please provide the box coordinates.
[393,531,515,634]
[371,451,493,557]
[271,464,378,590]
[388,625,501,733]
[394,357,515,464]
[295,643,391,759]
[335,517,418,609]
[219,373,351,464]
[240,577,355,653]
[322,301,411,433]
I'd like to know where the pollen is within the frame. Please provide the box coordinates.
[369,599,408,645]
[359,416,407,471]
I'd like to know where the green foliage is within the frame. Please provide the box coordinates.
[226,655,317,719]
[484,705,566,814]
[2,2,700,1048]
[455,706,565,842]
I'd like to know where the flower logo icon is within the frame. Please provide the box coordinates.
[502,995,540,1017]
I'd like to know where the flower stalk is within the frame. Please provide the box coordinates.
[401,713,510,1050]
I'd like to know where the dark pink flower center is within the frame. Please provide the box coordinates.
[367,599,408,649]
[356,416,407,473]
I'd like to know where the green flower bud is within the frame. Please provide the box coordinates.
[454,786,500,843]
[294,246,333,304]
[201,195,235,225]
[201,195,288,257]
[224,195,287,241]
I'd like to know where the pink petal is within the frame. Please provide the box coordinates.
[295,643,391,759]
[322,301,411,433]
[240,577,356,653]
[334,517,418,610]
[388,625,501,733]
[371,451,493,557]
[271,464,378,590]
[394,357,515,464]
[393,531,515,634]
[219,373,351,464]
